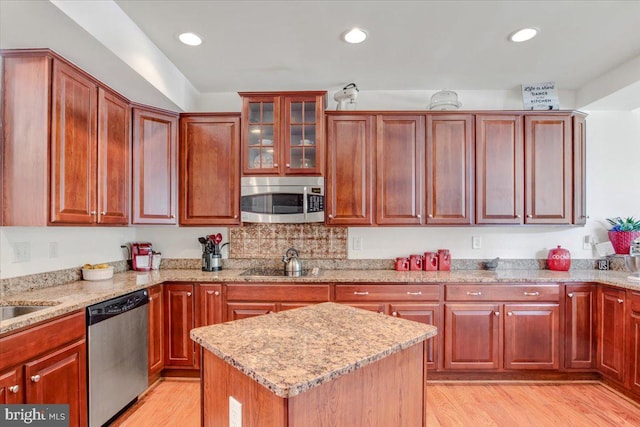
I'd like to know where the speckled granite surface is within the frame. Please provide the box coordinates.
[2,267,639,335]
[190,302,437,398]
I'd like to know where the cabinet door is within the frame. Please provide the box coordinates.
[97,88,130,224]
[524,115,572,224]
[598,287,626,382]
[164,284,195,368]
[425,114,474,224]
[147,285,164,381]
[342,303,387,314]
[565,284,596,369]
[283,95,324,175]
[242,95,281,174]
[504,303,560,370]
[226,303,277,321]
[390,303,440,370]
[475,114,524,224]
[179,115,241,225]
[376,115,425,225]
[573,114,587,225]
[132,107,178,224]
[197,284,224,326]
[0,367,23,404]
[629,292,640,395]
[24,340,87,427]
[50,59,97,224]
[325,115,375,225]
[444,303,501,370]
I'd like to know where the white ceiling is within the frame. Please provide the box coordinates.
[1,0,639,111]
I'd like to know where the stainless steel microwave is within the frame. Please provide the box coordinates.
[240,177,324,223]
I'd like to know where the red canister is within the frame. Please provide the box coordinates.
[423,252,439,271]
[438,249,451,271]
[547,245,571,271]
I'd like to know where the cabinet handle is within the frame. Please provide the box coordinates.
[9,385,19,393]
[407,291,422,296]
[494,311,500,316]
[507,312,513,316]
[353,291,369,296]
[31,375,41,383]
[568,293,574,298]
[90,211,97,215]
[618,298,624,304]
[214,291,220,296]
[524,291,540,296]
[466,291,482,296]
[187,292,192,297]
[392,311,398,316]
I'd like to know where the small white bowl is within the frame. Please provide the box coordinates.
[82,266,114,281]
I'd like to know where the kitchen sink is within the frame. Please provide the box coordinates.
[0,305,54,320]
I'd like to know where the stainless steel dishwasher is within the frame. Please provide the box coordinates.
[87,289,149,427]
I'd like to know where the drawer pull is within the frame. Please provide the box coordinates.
[9,385,19,393]
[392,311,398,316]
[466,291,482,296]
[568,293,574,298]
[31,375,41,383]
[353,291,369,296]
[618,298,624,304]
[407,291,422,296]
[524,291,540,296]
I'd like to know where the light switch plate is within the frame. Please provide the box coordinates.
[472,236,482,249]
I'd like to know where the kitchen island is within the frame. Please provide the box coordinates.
[190,302,437,427]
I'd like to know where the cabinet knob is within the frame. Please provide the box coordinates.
[268,310,275,314]
[378,311,384,314]
[494,311,500,316]
[234,215,238,219]
[187,292,192,297]
[31,375,41,383]
[392,311,398,316]
[214,291,220,296]
[515,214,522,218]
[90,211,97,215]
[428,214,433,218]
[170,215,175,219]
[417,214,422,219]
[507,312,513,316]
[100,211,106,215]
[273,163,279,168]
[286,163,290,167]
[527,214,533,218]
[9,385,19,393]
[328,214,334,219]
[618,298,624,304]
[149,296,153,301]
[568,293,574,298]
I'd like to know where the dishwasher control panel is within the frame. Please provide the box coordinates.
[87,290,148,325]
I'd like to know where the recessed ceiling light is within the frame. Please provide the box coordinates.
[509,28,538,43]
[178,32,202,46]
[342,28,367,44]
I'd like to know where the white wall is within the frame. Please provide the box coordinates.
[2,94,638,279]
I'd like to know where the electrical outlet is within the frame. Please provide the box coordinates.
[229,396,242,427]
[472,236,482,249]
[352,237,363,251]
[14,242,31,263]
[49,241,59,258]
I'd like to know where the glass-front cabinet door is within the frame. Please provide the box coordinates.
[240,91,326,176]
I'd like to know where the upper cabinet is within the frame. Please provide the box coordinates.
[2,49,130,226]
[240,91,326,176]
[179,114,241,225]
[132,106,179,225]
[572,114,588,225]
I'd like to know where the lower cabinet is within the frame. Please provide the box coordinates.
[629,291,640,395]
[148,285,164,382]
[597,286,626,382]
[335,284,441,371]
[443,284,560,371]
[565,284,596,369]
[0,311,86,426]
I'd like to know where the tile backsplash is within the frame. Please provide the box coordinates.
[229,224,347,259]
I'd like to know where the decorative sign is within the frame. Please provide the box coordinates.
[521,81,559,110]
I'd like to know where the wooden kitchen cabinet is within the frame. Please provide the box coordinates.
[147,285,164,383]
[2,49,130,226]
[376,114,425,225]
[0,311,86,426]
[572,114,588,225]
[335,283,441,370]
[597,286,626,382]
[164,283,196,368]
[325,114,375,225]
[179,114,241,225]
[628,291,640,395]
[132,105,179,224]
[565,284,596,370]
[240,91,326,176]
[425,114,474,224]
[475,114,524,224]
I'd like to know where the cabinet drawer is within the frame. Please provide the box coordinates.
[445,284,559,301]
[335,284,440,301]
[226,284,331,302]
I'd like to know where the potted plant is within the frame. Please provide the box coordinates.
[606,216,640,254]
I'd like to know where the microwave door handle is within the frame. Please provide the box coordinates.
[303,186,308,220]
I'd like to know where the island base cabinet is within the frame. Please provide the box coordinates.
[201,342,427,427]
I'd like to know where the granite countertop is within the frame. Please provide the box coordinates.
[2,267,639,335]
[190,302,437,398]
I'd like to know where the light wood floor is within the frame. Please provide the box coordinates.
[112,379,640,426]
